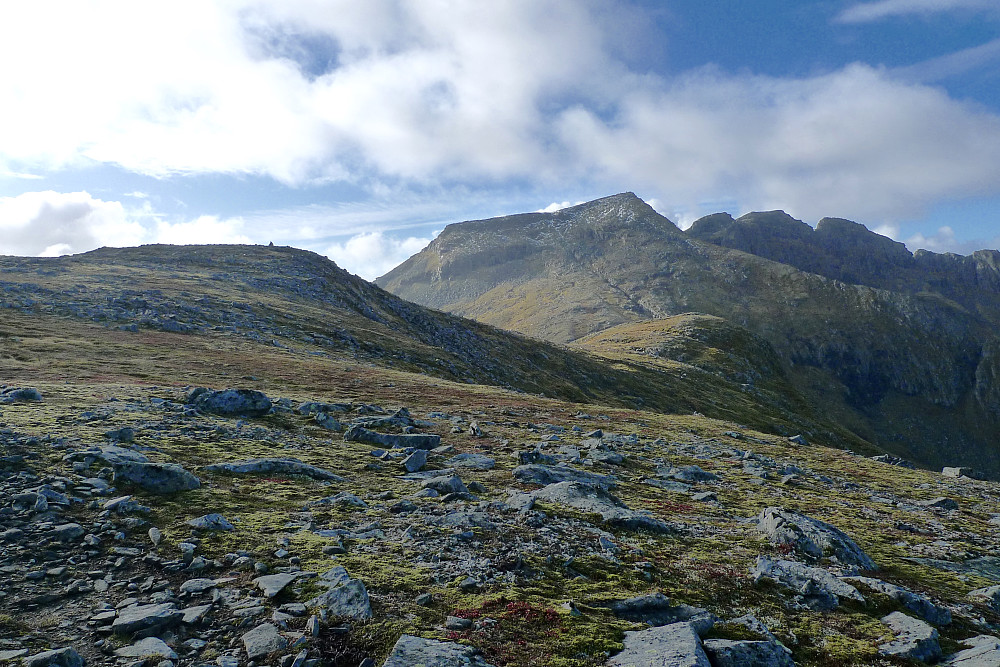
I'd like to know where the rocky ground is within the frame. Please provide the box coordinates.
[4,376,1000,667]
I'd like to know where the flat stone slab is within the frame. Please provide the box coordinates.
[23,648,85,667]
[513,464,616,489]
[943,634,1000,666]
[343,425,441,450]
[609,593,717,635]
[445,453,496,470]
[111,602,184,638]
[203,457,345,481]
[606,621,711,667]
[879,611,942,663]
[254,572,306,598]
[847,576,951,625]
[382,634,496,667]
[114,637,178,660]
[307,566,372,619]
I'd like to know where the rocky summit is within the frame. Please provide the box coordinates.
[379,193,1000,477]
[2,226,1000,666]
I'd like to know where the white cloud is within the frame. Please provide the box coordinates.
[905,226,1000,254]
[323,231,432,280]
[153,216,253,246]
[0,191,145,256]
[835,0,994,23]
[1,1,1000,233]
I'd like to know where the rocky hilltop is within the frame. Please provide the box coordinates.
[378,193,1000,476]
[5,243,1000,666]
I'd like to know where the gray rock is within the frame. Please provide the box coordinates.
[402,449,427,472]
[308,567,372,619]
[943,635,1000,666]
[757,507,876,569]
[203,457,345,481]
[187,513,234,531]
[609,593,717,635]
[182,604,212,624]
[51,523,85,542]
[192,388,272,417]
[241,622,287,660]
[879,612,942,662]
[421,474,469,496]
[114,461,201,494]
[607,621,711,667]
[918,496,959,510]
[111,602,185,638]
[308,492,367,509]
[23,648,85,667]
[532,481,673,534]
[254,573,302,598]
[1,386,42,402]
[752,557,863,610]
[382,635,496,667]
[512,464,616,489]
[847,576,951,625]
[702,639,795,666]
[343,425,440,450]
[179,578,217,595]
[445,453,496,470]
[114,637,178,660]
[969,585,1000,611]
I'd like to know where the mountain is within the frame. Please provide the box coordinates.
[6,242,1000,666]
[378,193,1000,476]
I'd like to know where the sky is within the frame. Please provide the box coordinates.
[2,0,1000,279]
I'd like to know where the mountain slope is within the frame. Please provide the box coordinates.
[378,194,1000,475]
[0,243,851,443]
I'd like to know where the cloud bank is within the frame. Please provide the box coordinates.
[3,1,1000,240]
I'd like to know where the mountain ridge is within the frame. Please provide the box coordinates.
[377,194,1000,476]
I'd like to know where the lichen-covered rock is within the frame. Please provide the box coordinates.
[847,576,951,625]
[23,647,85,667]
[702,638,796,667]
[609,593,717,635]
[343,424,440,449]
[752,557,864,610]
[241,622,286,660]
[113,461,201,494]
[0,387,42,403]
[382,635,496,667]
[878,612,942,662]
[111,602,184,638]
[307,567,372,619]
[943,634,1000,665]
[187,513,234,531]
[202,457,345,481]
[512,464,616,489]
[606,621,711,667]
[190,388,272,417]
[969,584,1000,611]
[757,507,876,569]
[532,481,673,533]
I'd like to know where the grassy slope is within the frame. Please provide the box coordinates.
[4,308,1000,666]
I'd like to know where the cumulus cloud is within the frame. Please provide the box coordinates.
[905,226,1000,254]
[835,0,994,23]
[0,191,145,256]
[3,1,1000,230]
[324,232,432,280]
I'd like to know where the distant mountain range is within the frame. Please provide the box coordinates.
[378,193,1000,475]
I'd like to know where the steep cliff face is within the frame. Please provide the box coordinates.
[378,194,1000,474]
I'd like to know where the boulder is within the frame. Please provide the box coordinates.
[402,449,427,472]
[113,461,201,494]
[943,634,1000,666]
[757,507,876,569]
[187,513,234,531]
[969,584,1000,611]
[752,557,863,610]
[607,622,711,667]
[114,637,178,660]
[0,387,42,403]
[241,622,287,660]
[308,567,372,619]
[421,474,469,496]
[111,602,184,638]
[254,572,304,598]
[702,639,796,667]
[23,648,85,667]
[609,593,717,634]
[532,482,673,534]
[445,453,496,470]
[878,612,941,663]
[512,464,615,489]
[847,576,951,625]
[343,425,440,450]
[191,388,272,417]
[382,635,496,667]
[203,457,345,481]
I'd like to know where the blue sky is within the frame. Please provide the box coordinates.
[2,0,1000,278]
